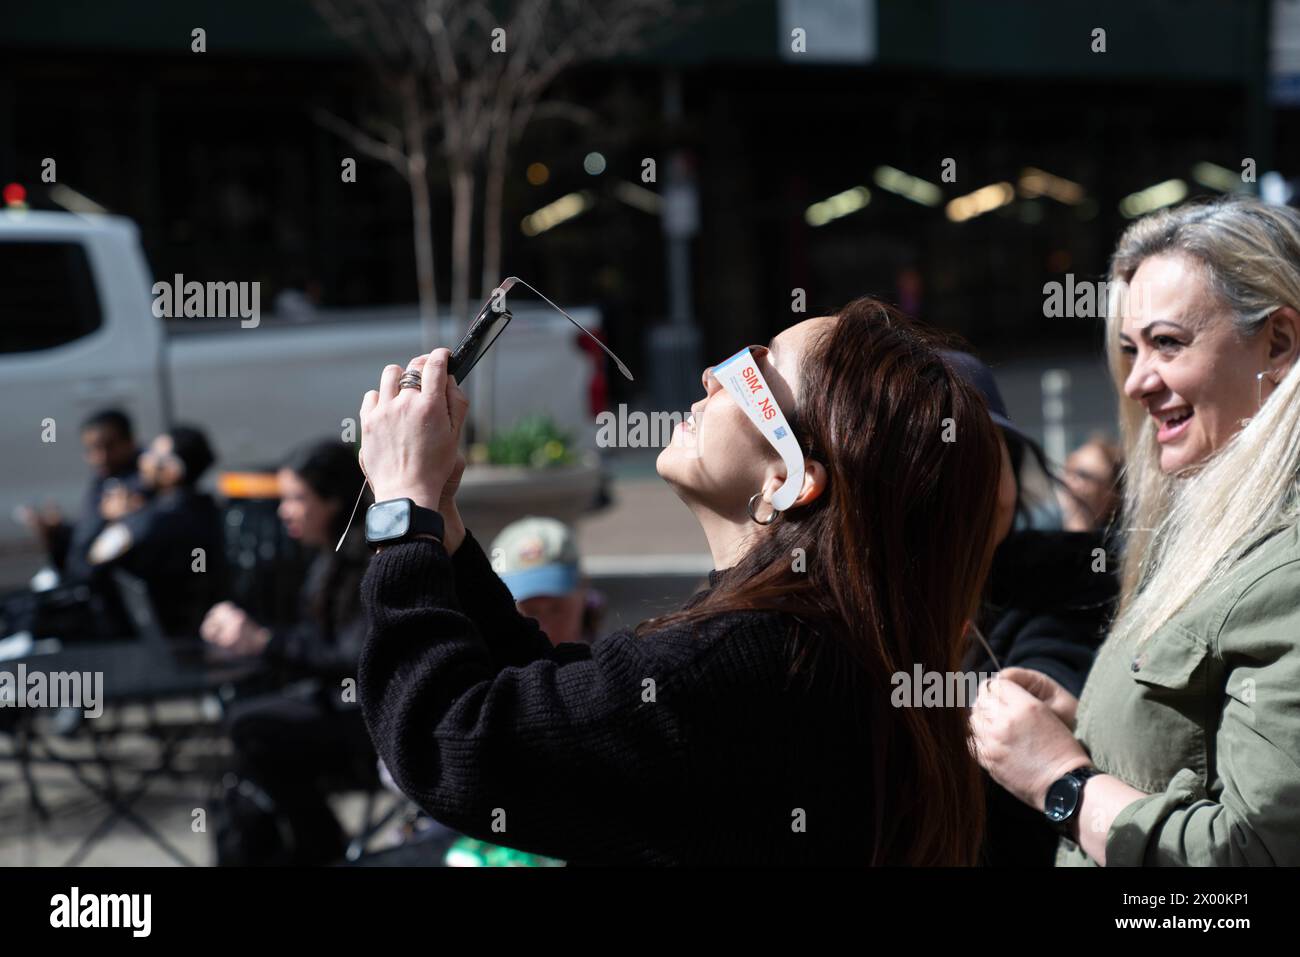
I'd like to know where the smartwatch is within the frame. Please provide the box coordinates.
[365,498,445,548]
[1044,765,1101,831]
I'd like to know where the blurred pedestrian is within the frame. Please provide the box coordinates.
[16,408,140,583]
[1057,436,1122,533]
[490,517,602,646]
[86,424,226,636]
[203,439,376,866]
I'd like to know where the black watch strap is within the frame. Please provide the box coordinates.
[1067,765,1101,796]
[405,503,445,541]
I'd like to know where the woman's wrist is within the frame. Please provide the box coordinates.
[373,486,444,512]
[366,487,463,554]
[441,507,466,555]
[1034,756,1095,811]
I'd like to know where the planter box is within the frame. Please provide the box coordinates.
[455,452,604,548]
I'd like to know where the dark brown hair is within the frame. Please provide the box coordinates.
[636,298,1001,865]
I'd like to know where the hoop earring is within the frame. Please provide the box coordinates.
[1258,369,1277,410]
[747,492,779,526]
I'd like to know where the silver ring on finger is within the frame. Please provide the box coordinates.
[398,370,422,391]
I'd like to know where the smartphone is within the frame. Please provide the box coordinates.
[448,304,512,383]
[449,277,632,384]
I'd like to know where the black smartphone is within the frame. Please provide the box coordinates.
[449,276,633,383]
[449,302,512,383]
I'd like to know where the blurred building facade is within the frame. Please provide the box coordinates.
[0,0,1280,405]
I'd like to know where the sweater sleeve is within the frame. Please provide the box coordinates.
[358,539,692,863]
[448,529,590,668]
[1104,562,1300,866]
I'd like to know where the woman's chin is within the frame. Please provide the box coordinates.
[1159,443,1209,477]
[655,444,675,479]
[655,447,694,500]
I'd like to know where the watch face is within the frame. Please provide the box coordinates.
[366,499,412,543]
[1044,778,1079,823]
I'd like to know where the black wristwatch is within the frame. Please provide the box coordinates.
[365,498,445,548]
[1044,765,1101,831]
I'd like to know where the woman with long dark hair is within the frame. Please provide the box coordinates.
[356,299,1002,865]
[201,439,375,865]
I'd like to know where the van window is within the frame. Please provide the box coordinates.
[0,240,103,353]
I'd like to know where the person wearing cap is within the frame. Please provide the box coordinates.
[490,517,599,646]
[943,351,1119,866]
[87,424,228,636]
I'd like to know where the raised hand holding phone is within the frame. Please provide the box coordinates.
[357,349,469,552]
[337,278,634,552]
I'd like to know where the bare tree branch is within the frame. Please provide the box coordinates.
[310,0,702,434]
[312,107,410,178]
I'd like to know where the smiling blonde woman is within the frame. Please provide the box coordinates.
[974,197,1300,866]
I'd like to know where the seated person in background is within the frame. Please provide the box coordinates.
[17,408,140,584]
[1057,435,1122,533]
[86,424,226,637]
[200,440,375,866]
[490,516,603,646]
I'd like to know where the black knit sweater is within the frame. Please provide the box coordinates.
[358,530,876,865]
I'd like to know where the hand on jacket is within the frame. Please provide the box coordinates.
[971,674,1091,810]
[997,666,1079,730]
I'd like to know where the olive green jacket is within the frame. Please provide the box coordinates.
[1058,521,1300,866]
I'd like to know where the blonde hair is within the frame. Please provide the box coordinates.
[1106,197,1300,645]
